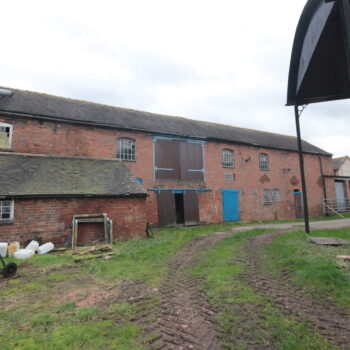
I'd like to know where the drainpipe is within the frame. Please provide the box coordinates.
[319,156,327,200]
[319,156,328,216]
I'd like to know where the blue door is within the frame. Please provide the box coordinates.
[221,189,240,221]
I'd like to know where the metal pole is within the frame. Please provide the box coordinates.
[294,105,310,233]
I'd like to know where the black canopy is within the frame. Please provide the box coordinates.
[287,0,350,106]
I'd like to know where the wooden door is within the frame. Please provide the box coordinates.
[294,191,304,219]
[157,191,176,227]
[183,191,199,225]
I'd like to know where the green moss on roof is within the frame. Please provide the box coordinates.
[0,153,147,197]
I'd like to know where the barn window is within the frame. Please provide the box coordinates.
[222,149,234,168]
[259,153,269,171]
[271,189,280,202]
[0,200,13,222]
[263,189,271,205]
[224,173,235,182]
[117,138,135,161]
[0,123,13,149]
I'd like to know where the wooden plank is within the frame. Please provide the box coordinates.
[309,236,350,246]
[72,252,116,262]
[109,220,113,244]
[73,213,105,218]
[74,218,105,223]
[337,255,350,260]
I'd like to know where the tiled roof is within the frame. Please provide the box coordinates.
[333,156,350,171]
[0,87,330,155]
[0,153,147,197]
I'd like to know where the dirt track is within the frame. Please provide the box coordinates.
[146,233,229,350]
[117,226,350,349]
[239,230,350,349]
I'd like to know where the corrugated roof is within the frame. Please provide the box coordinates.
[0,153,147,197]
[0,87,330,155]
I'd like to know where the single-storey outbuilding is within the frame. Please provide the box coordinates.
[0,152,148,245]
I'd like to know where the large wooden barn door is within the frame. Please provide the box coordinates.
[157,191,176,227]
[158,190,200,227]
[183,191,199,226]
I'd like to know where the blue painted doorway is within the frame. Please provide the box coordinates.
[221,189,240,222]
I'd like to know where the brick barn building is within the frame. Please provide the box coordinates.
[0,88,336,244]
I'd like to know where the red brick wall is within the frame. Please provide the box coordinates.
[202,142,335,222]
[0,197,147,246]
[0,115,335,225]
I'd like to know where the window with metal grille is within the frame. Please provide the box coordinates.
[271,189,280,202]
[117,138,136,161]
[0,123,12,149]
[0,200,13,221]
[263,189,271,205]
[259,153,269,171]
[222,149,234,168]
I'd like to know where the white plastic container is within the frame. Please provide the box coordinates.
[14,248,35,260]
[25,240,39,252]
[8,242,20,257]
[0,242,8,257]
[38,242,54,255]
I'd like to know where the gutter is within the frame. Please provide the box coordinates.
[323,175,350,179]
[0,193,148,199]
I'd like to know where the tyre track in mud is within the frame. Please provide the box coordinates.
[238,230,350,349]
[144,233,229,350]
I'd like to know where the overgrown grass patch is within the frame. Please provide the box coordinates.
[193,229,336,349]
[262,228,350,309]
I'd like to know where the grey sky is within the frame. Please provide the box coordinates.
[2,0,349,157]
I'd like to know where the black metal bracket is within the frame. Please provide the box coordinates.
[296,104,308,117]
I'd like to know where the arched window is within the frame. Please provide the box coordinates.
[222,149,234,168]
[259,153,269,171]
[117,138,136,161]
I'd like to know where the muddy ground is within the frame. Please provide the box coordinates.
[2,227,350,349]
[134,230,350,349]
[117,230,350,349]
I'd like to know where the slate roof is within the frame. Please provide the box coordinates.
[0,153,147,198]
[0,87,330,155]
[333,156,350,171]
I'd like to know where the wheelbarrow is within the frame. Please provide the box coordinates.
[0,253,17,278]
